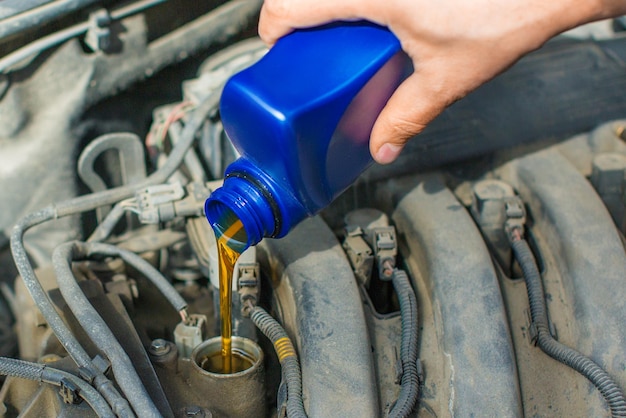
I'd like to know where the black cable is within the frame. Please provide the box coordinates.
[388,269,420,418]
[52,241,163,417]
[510,232,626,417]
[0,356,114,418]
[10,208,135,418]
[249,305,308,418]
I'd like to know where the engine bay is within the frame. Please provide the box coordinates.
[0,1,626,417]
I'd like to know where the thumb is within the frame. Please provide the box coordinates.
[370,72,450,164]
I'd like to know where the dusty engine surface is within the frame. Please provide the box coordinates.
[0,1,626,417]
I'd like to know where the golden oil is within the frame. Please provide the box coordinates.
[212,210,247,374]
[199,347,255,374]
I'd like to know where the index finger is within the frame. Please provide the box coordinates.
[258,0,384,45]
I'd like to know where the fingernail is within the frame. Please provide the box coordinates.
[375,143,402,164]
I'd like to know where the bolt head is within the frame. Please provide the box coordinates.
[471,180,515,225]
[473,180,514,205]
[149,339,171,356]
[185,405,208,417]
[591,153,626,194]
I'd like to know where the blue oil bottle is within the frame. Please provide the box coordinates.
[205,22,411,251]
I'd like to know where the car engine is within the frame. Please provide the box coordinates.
[0,1,626,417]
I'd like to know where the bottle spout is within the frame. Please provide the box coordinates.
[206,168,283,251]
[205,201,250,253]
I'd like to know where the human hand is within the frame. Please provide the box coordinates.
[259,0,624,164]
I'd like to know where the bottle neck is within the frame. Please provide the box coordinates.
[205,173,277,251]
[205,158,309,250]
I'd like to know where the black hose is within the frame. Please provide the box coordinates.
[10,209,135,418]
[169,121,207,183]
[388,269,420,418]
[52,241,162,417]
[0,0,101,40]
[510,235,626,417]
[79,241,187,313]
[249,306,308,418]
[0,357,114,418]
[88,202,126,242]
[55,92,219,217]
[0,230,9,251]
[0,0,167,74]
[0,1,54,20]
[10,91,217,416]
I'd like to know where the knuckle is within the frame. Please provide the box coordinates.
[383,115,426,140]
[262,0,292,19]
[258,0,295,43]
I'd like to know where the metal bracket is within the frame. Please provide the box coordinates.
[59,378,81,405]
[393,346,403,384]
[77,367,96,385]
[92,355,111,376]
[85,9,113,52]
[524,308,538,345]
[524,307,558,346]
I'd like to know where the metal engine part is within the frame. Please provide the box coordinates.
[0,2,625,417]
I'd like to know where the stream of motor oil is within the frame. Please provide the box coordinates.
[215,218,244,374]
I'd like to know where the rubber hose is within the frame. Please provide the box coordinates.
[168,122,207,183]
[81,241,187,312]
[0,0,169,74]
[388,269,420,418]
[55,92,220,217]
[52,241,163,417]
[249,306,308,418]
[511,237,626,417]
[10,209,135,418]
[0,357,114,418]
[88,202,126,242]
[0,0,101,40]
[9,92,218,416]
[7,11,244,416]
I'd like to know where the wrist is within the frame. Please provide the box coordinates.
[600,0,626,19]
[519,0,619,50]
[556,0,626,30]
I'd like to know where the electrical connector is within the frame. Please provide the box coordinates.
[174,314,207,358]
[371,226,398,281]
[342,226,374,287]
[134,182,210,223]
[238,263,260,317]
